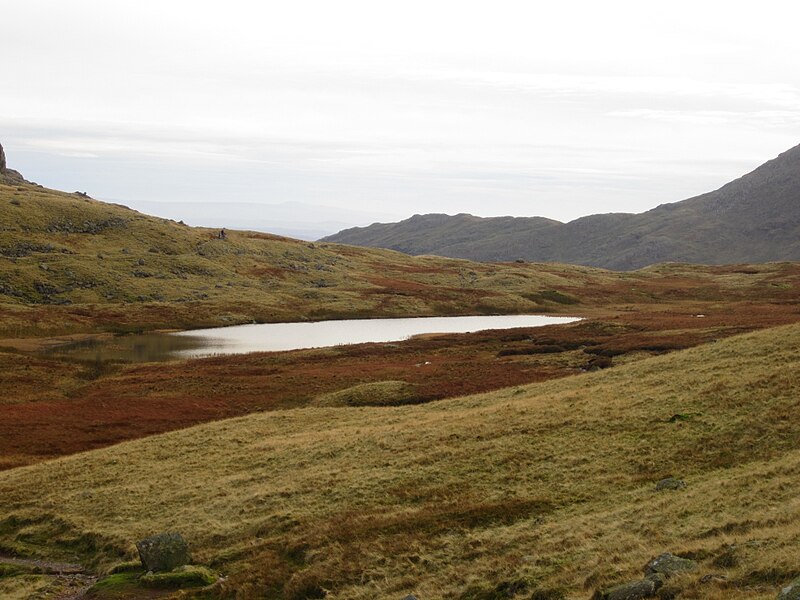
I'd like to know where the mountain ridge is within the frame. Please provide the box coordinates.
[323,143,800,269]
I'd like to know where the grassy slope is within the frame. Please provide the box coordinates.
[6,180,800,340]
[0,180,616,337]
[2,323,799,599]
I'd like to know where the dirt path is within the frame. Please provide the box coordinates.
[0,555,97,599]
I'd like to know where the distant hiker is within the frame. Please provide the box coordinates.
[218,229,227,239]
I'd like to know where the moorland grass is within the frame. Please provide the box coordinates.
[1,323,799,598]
[0,181,604,337]
[3,180,800,340]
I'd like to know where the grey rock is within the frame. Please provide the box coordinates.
[778,576,800,600]
[402,596,418,600]
[644,553,697,577]
[655,478,686,491]
[136,532,191,572]
[644,572,665,590]
[0,142,25,184]
[592,578,656,600]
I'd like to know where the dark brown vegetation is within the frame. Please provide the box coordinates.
[3,171,799,471]
[2,266,799,470]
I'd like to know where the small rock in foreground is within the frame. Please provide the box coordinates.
[136,532,192,572]
[655,478,687,491]
[778,575,800,600]
[644,553,697,577]
[591,578,656,600]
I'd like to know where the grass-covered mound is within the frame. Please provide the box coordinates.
[2,323,800,598]
[313,380,420,407]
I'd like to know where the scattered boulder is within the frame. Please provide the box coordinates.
[136,532,191,572]
[0,142,26,184]
[655,478,687,491]
[591,578,656,600]
[644,553,697,577]
[402,595,418,600]
[778,576,800,600]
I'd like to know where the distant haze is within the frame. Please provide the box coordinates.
[2,1,799,233]
[121,200,397,240]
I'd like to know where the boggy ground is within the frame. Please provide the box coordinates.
[1,293,799,470]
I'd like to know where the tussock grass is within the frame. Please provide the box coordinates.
[1,323,799,598]
[0,574,57,599]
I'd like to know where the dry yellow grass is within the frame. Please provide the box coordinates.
[0,180,610,338]
[1,322,799,598]
[4,180,800,343]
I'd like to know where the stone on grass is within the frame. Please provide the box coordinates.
[591,578,656,600]
[644,553,697,577]
[401,595,418,600]
[778,575,800,600]
[655,478,686,491]
[136,532,191,572]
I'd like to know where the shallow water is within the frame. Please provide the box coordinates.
[171,314,580,358]
[42,314,580,363]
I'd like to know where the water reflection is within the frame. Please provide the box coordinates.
[40,314,580,364]
[40,333,208,363]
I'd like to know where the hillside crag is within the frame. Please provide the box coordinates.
[0,142,27,185]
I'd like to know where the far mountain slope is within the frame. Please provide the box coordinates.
[323,143,800,269]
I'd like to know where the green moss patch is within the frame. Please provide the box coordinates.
[88,572,141,597]
[140,565,217,588]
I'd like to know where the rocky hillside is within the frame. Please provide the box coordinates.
[0,142,26,185]
[323,143,800,269]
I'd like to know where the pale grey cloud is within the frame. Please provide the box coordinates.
[2,0,800,228]
[608,109,800,128]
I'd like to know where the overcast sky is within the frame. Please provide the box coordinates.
[2,1,799,234]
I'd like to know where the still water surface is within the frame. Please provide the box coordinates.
[43,314,579,363]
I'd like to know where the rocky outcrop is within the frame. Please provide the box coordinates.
[591,553,699,599]
[779,576,800,600]
[0,142,26,184]
[644,553,697,577]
